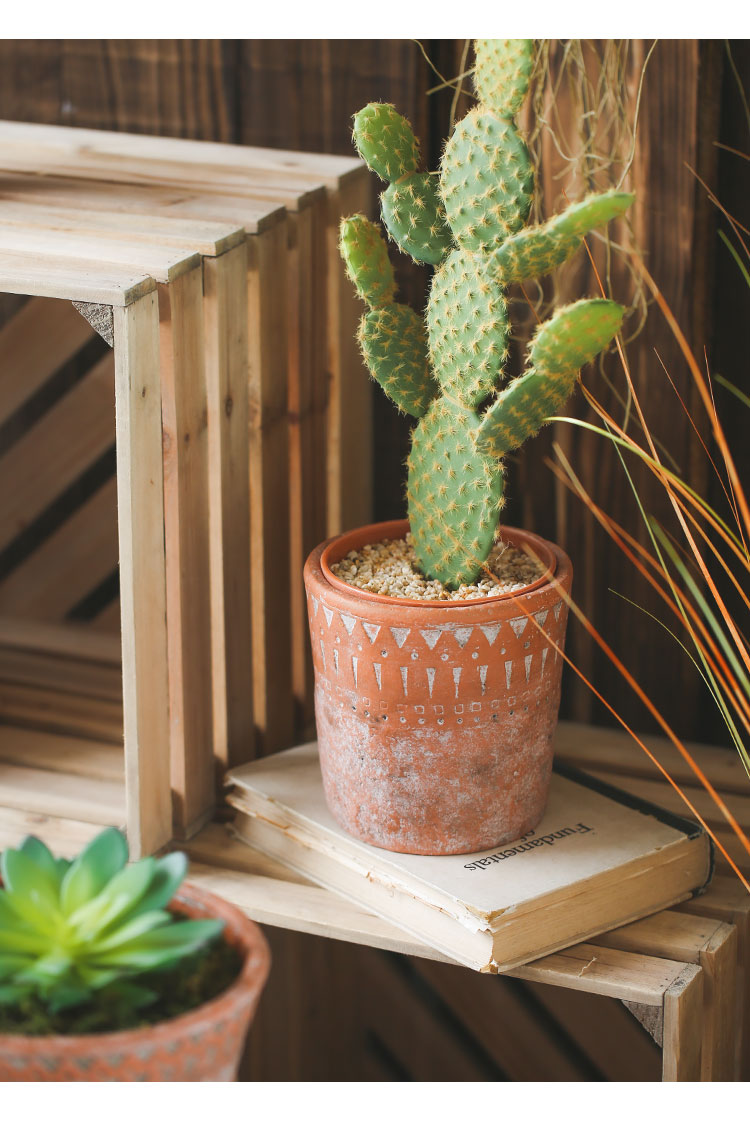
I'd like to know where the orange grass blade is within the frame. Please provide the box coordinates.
[547,449,750,735]
[482,559,750,890]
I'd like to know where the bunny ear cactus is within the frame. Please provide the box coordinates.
[343,39,634,588]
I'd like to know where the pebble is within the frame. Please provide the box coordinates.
[330,532,543,601]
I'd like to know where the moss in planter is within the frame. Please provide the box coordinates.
[0,929,242,1038]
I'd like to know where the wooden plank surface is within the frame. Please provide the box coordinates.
[112,292,171,857]
[0,296,95,426]
[0,197,246,256]
[247,222,293,755]
[158,269,215,837]
[0,722,122,781]
[0,803,110,854]
[0,350,114,553]
[0,681,124,743]
[203,242,254,773]
[0,249,155,305]
[0,477,119,621]
[0,761,124,826]
[662,964,704,1081]
[0,171,284,234]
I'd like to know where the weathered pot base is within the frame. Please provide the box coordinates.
[305,521,572,856]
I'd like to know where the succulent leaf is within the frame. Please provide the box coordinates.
[352,102,421,182]
[381,173,452,265]
[339,214,396,307]
[473,39,535,116]
[358,304,437,418]
[0,828,224,1014]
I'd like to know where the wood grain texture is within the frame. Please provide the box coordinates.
[158,269,215,837]
[203,243,254,772]
[112,293,172,856]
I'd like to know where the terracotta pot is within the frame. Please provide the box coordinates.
[0,882,270,1082]
[304,519,572,855]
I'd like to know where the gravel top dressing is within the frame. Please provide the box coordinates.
[330,532,544,601]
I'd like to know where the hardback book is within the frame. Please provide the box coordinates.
[225,744,713,973]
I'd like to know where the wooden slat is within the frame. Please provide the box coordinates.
[662,965,704,1081]
[525,982,661,1081]
[0,171,284,235]
[0,198,246,256]
[0,249,155,305]
[0,803,110,854]
[0,761,124,826]
[0,723,122,781]
[0,119,363,186]
[0,296,95,427]
[90,599,122,634]
[0,225,200,285]
[679,874,750,1079]
[247,222,293,755]
[0,681,123,743]
[593,910,739,1080]
[203,242,254,772]
[0,645,121,702]
[0,476,119,620]
[0,350,114,553]
[112,292,171,857]
[413,957,590,1081]
[556,719,749,796]
[158,268,215,837]
[287,195,329,732]
[0,618,120,663]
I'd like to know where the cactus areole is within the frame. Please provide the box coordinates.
[340,38,633,589]
[306,40,633,855]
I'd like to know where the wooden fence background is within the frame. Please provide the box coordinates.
[0,38,747,1081]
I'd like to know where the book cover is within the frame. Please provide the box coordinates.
[226,744,712,972]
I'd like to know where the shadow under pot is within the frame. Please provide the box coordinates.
[304,519,573,856]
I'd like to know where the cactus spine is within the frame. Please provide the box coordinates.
[340,39,634,588]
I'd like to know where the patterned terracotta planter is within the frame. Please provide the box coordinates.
[0,882,270,1082]
[304,519,572,855]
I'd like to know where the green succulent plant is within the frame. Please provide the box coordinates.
[0,827,223,1014]
[340,39,634,588]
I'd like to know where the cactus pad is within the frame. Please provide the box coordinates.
[352,103,420,182]
[440,108,534,253]
[477,299,625,459]
[407,399,503,587]
[339,214,396,307]
[381,173,452,265]
[473,39,535,116]
[491,189,635,283]
[359,304,437,418]
[427,247,509,407]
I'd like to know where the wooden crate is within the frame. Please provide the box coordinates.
[0,119,371,748]
[0,250,170,856]
[0,210,264,845]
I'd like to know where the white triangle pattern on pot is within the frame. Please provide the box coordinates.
[420,628,442,650]
[479,624,501,646]
[340,613,357,636]
[363,622,381,644]
[390,626,411,648]
[509,616,528,637]
[452,626,473,648]
[322,605,334,627]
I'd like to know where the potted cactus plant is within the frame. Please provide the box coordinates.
[304,39,633,856]
[0,827,270,1081]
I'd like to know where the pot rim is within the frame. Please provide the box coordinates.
[319,519,557,609]
[0,880,270,1054]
